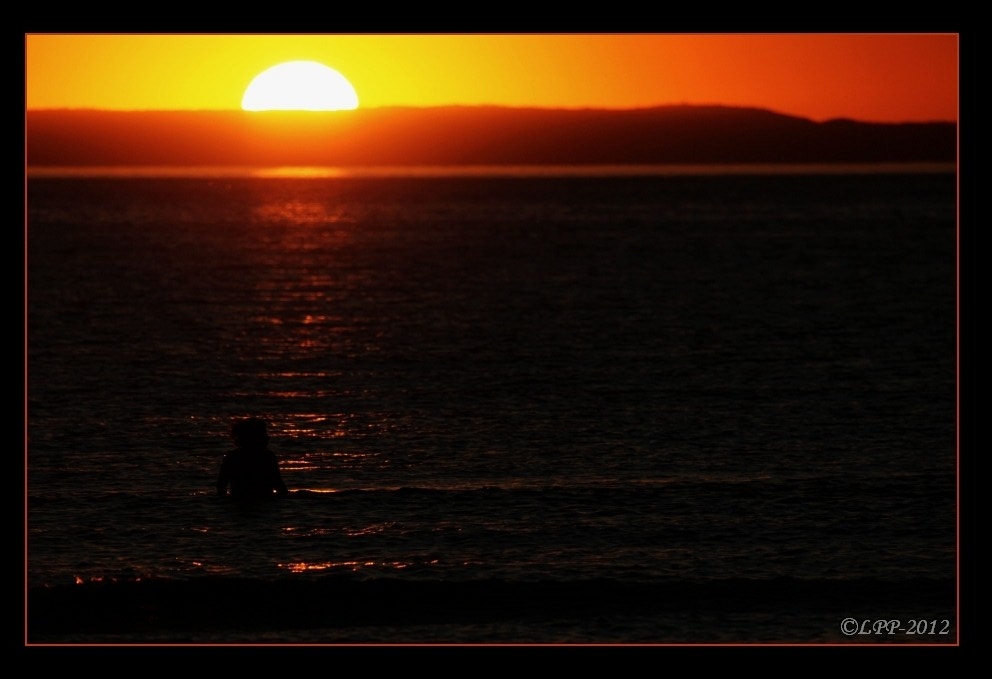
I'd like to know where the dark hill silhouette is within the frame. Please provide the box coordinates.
[25,105,956,167]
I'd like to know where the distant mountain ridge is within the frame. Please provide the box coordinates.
[26,105,957,166]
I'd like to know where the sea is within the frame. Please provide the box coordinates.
[25,164,958,646]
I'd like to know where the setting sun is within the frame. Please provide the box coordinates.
[241,61,359,111]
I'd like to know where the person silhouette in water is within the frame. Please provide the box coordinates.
[216,417,289,499]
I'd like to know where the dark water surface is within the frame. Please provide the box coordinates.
[26,170,957,644]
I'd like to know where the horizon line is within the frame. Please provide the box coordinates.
[25,162,959,180]
[24,104,958,126]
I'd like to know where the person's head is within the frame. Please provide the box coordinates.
[231,417,269,449]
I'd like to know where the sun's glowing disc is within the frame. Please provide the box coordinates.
[242,61,359,111]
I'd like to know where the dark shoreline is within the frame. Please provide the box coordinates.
[26,106,956,168]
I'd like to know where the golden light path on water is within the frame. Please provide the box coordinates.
[281,560,437,573]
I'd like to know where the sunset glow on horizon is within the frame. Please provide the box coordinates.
[26,33,958,123]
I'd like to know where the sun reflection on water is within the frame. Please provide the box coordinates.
[279,559,437,574]
[251,199,353,225]
[344,522,396,537]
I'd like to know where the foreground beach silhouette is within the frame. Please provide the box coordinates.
[216,418,289,499]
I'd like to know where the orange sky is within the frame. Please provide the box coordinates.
[25,34,958,123]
